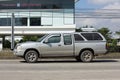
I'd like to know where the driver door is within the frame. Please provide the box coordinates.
[40,34,63,57]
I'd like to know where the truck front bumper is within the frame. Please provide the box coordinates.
[14,49,25,56]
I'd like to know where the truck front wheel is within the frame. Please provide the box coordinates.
[24,50,38,63]
[79,50,93,62]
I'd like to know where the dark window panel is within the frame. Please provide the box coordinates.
[15,18,27,26]
[30,17,41,26]
[93,33,103,40]
[63,34,72,45]
[81,33,93,40]
[0,18,11,26]
[81,33,103,40]
[74,34,84,41]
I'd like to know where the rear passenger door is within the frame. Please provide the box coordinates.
[61,33,74,56]
[74,34,85,55]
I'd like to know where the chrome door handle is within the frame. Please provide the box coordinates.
[58,44,61,46]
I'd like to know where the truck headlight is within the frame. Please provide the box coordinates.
[17,45,22,50]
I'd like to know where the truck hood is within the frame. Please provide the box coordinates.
[17,41,39,46]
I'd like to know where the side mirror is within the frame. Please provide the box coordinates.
[44,39,49,43]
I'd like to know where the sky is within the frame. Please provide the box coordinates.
[75,0,120,32]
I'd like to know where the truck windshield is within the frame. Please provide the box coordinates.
[37,34,48,42]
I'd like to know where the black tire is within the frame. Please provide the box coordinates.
[24,50,38,63]
[79,50,93,62]
[76,56,82,62]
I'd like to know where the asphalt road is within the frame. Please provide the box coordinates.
[0,59,120,80]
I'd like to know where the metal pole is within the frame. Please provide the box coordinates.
[11,13,15,50]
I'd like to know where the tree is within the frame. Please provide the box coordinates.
[97,28,112,40]
[4,40,11,48]
[116,31,120,52]
[116,31,120,35]
[108,39,118,52]
[116,31,120,39]
[22,36,39,42]
[20,35,44,43]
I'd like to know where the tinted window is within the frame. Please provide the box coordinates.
[30,17,41,26]
[63,34,72,45]
[48,35,61,43]
[15,18,27,26]
[0,18,11,26]
[94,33,103,40]
[81,33,103,40]
[74,34,84,41]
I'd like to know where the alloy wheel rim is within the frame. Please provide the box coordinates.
[81,51,92,62]
[27,52,37,62]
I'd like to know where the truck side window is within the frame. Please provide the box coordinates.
[48,35,61,43]
[74,34,84,41]
[81,33,103,40]
[63,34,72,45]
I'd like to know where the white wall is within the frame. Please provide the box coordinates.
[0,9,75,35]
[0,9,74,26]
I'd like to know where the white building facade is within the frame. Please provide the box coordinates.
[0,0,78,35]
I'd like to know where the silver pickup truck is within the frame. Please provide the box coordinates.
[14,32,107,63]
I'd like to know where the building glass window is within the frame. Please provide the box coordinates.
[15,18,27,26]
[0,18,11,26]
[0,0,74,26]
[64,9,74,25]
[41,11,52,26]
[53,10,64,26]
[30,17,41,26]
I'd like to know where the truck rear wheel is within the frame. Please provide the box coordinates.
[79,50,93,62]
[24,50,38,63]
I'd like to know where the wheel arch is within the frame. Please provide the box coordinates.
[24,48,40,57]
[79,48,94,56]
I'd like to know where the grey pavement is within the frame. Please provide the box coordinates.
[0,59,120,80]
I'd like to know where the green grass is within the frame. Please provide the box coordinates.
[96,52,120,59]
[0,49,19,59]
